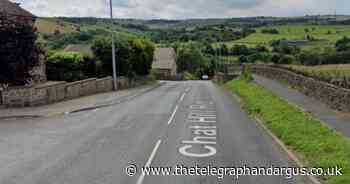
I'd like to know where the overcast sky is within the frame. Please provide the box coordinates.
[14,0,349,19]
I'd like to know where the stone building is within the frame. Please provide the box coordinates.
[0,0,46,86]
[152,48,177,79]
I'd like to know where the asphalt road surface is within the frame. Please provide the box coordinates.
[0,81,310,184]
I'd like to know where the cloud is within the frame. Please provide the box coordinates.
[11,0,349,19]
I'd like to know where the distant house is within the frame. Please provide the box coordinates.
[152,48,177,79]
[279,40,309,46]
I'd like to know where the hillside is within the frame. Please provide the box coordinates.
[34,16,350,55]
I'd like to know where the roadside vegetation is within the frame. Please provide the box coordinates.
[46,33,155,82]
[225,78,350,184]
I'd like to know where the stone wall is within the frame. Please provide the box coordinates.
[248,65,350,112]
[2,86,47,107]
[1,76,142,107]
[96,77,113,93]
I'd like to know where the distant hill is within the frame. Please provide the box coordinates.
[33,15,350,55]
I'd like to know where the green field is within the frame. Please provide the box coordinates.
[35,18,78,35]
[63,44,93,57]
[222,25,350,50]
[285,64,350,81]
[225,79,350,184]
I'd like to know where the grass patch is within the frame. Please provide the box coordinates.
[219,25,350,50]
[35,18,77,35]
[225,79,350,184]
[285,64,350,81]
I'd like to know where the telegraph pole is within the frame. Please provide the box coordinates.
[110,0,118,91]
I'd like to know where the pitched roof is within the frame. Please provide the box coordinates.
[0,0,35,18]
[152,48,176,70]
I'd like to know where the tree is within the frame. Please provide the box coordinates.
[239,55,249,63]
[336,36,350,52]
[92,34,155,78]
[261,28,279,34]
[231,45,250,56]
[46,52,86,82]
[278,55,296,64]
[220,44,229,56]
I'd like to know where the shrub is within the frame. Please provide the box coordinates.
[261,28,279,34]
[184,71,199,80]
[239,55,249,63]
[231,45,251,56]
[270,54,281,64]
[273,45,301,55]
[298,50,323,65]
[336,36,350,52]
[91,34,155,78]
[46,52,87,82]
[278,55,296,64]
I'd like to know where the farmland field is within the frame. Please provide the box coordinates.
[222,25,350,50]
[64,44,93,57]
[35,18,78,34]
[285,64,350,81]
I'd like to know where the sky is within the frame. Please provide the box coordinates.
[14,0,349,19]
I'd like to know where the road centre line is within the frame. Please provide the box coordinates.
[168,105,179,125]
[179,92,186,103]
[137,139,162,184]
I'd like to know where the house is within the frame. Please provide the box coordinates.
[0,0,36,25]
[152,48,177,79]
[279,40,309,46]
[0,0,46,86]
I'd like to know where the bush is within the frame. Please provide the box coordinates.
[270,54,281,64]
[248,52,272,63]
[336,36,350,52]
[184,71,199,80]
[239,55,249,63]
[261,28,279,34]
[298,50,323,65]
[231,45,251,56]
[46,52,87,82]
[273,45,301,55]
[278,55,296,64]
[91,34,155,78]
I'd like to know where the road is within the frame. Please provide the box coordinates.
[0,81,309,184]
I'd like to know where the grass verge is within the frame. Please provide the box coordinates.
[225,79,350,184]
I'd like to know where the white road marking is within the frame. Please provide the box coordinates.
[179,93,186,103]
[185,87,191,92]
[167,105,178,125]
[137,140,162,184]
[92,108,99,112]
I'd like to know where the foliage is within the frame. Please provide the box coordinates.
[261,28,279,34]
[183,72,199,80]
[273,45,301,55]
[278,55,297,64]
[0,23,40,85]
[239,55,249,63]
[239,68,253,82]
[225,79,350,184]
[46,52,87,82]
[231,45,251,56]
[176,42,215,77]
[91,34,155,78]
[336,36,350,51]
